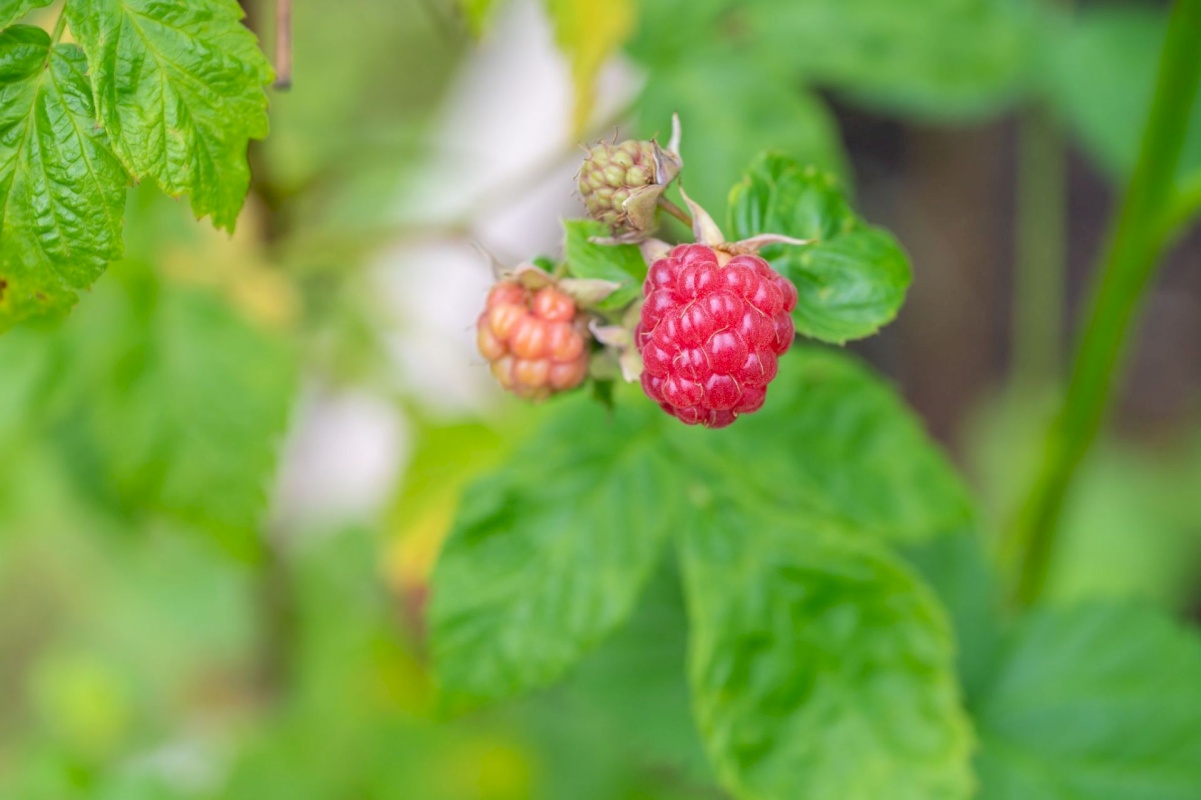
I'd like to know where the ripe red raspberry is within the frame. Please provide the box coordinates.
[477,280,590,401]
[636,244,797,428]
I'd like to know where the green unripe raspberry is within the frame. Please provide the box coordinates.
[578,140,660,229]
[576,117,684,242]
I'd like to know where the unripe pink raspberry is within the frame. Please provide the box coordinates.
[478,280,590,401]
[636,244,797,428]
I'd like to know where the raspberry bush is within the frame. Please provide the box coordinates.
[4,0,1201,798]
[444,86,1201,798]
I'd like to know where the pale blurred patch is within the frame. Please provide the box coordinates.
[270,386,409,533]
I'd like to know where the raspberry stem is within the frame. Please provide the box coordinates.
[657,197,693,227]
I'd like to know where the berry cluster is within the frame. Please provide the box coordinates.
[476,281,590,401]
[475,116,804,428]
[637,244,796,428]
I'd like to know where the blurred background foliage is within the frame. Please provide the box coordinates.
[0,0,1199,796]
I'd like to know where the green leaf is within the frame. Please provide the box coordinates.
[680,510,974,800]
[563,559,714,783]
[637,60,847,214]
[974,604,1201,800]
[65,0,273,231]
[1048,5,1201,186]
[789,227,912,343]
[902,531,1004,703]
[561,219,645,310]
[627,0,1035,123]
[0,0,52,29]
[0,317,53,450]
[740,0,1037,122]
[51,260,296,557]
[0,27,127,330]
[729,153,911,343]
[545,0,633,137]
[624,0,732,67]
[430,396,676,711]
[673,347,974,546]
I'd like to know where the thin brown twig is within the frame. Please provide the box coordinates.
[274,0,292,90]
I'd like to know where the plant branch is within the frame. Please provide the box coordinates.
[1007,0,1201,606]
[273,0,292,89]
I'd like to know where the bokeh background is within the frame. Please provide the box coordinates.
[1,0,1199,796]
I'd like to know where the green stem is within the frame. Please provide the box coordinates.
[1008,0,1201,606]
[1160,170,1201,245]
[1012,105,1067,387]
[49,9,67,44]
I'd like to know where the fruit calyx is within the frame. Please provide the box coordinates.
[638,186,812,268]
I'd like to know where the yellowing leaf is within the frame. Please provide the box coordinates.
[386,490,457,593]
[384,420,517,595]
[545,0,634,136]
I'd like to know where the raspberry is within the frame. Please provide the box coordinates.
[636,244,797,428]
[577,130,681,240]
[478,280,590,401]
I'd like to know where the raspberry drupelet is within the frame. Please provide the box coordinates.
[477,281,590,401]
[637,244,797,428]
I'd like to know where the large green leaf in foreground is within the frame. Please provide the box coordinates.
[430,398,676,711]
[66,0,273,230]
[0,27,127,329]
[672,348,974,545]
[680,511,974,800]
